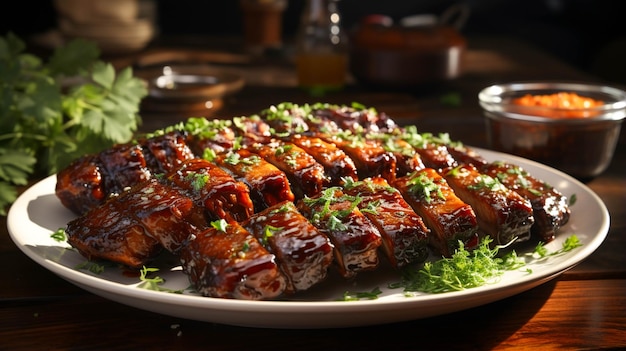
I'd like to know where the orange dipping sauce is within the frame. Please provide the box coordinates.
[512,92,604,118]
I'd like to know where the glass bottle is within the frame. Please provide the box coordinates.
[295,0,348,95]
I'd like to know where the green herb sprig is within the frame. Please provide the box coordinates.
[0,33,147,215]
[390,235,582,294]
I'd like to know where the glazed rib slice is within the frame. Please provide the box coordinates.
[445,143,487,168]
[398,127,458,171]
[319,131,397,182]
[56,143,151,215]
[258,102,397,136]
[178,118,239,156]
[297,187,383,278]
[368,131,426,177]
[55,132,196,215]
[310,102,398,133]
[179,220,287,300]
[55,154,107,215]
[258,103,312,136]
[231,115,275,146]
[137,131,196,174]
[163,158,254,223]
[212,149,295,212]
[443,164,535,245]
[394,168,480,257]
[65,178,203,268]
[249,139,329,199]
[479,161,570,242]
[243,201,334,293]
[342,177,430,268]
[287,134,358,186]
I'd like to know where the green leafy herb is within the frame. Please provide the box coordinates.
[50,228,67,242]
[138,266,184,294]
[75,261,105,275]
[261,225,281,244]
[389,235,582,294]
[211,219,229,232]
[341,287,383,301]
[407,172,445,204]
[0,33,147,215]
[302,187,362,231]
[569,194,577,206]
[185,172,209,192]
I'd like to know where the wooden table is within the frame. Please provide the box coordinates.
[2,35,625,350]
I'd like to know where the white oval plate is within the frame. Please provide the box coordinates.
[7,149,609,329]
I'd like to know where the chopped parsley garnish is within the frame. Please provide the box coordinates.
[210,219,229,232]
[341,287,383,301]
[51,228,67,242]
[302,187,362,231]
[75,261,106,275]
[185,172,209,192]
[138,266,184,294]
[569,194,577,206]
[407,172,445,204]
[274,144,293,156]
[389,235,582,294]
[261,225,281,244]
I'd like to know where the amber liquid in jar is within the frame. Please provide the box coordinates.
[295,0,347,94]
[295,53,347,92]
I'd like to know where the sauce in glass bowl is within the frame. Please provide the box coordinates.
[479,82,626,179]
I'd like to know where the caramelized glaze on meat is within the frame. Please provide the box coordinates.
[443,163,535,245]
[394,168,480,257]
[179,221,287,300]
[297,187,382,278]
[343,177,430,268]
[243,201,334,293]
[56,132,196,215]
[480,161,570,242]
[213,149,295,212]
[65,179,203,268]
[287,134,358,185]
[250,140,329,199]
[162,158,254,223]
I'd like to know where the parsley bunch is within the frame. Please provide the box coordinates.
[0,33,147,215]
[390,235,582,294]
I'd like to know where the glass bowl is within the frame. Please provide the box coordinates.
[479,82,626,179]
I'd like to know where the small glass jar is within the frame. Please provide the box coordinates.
[295,0,348,95]
[479,82,626,179]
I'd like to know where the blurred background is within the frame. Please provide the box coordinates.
[1,0,624,84]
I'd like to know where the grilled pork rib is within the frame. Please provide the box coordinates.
[287,134,358,186]
[162,158,254,223]
[249,139,329,200]
[213,149,295,212]
[243,201,334,293]
[394,168,480,257]
[320,131,398,182]
[56,131,195,215]
[342,177,430,268]
[65,178,203,268]
[297,187,383,278]
[179,221,287,300]
[443,164,535,245]
[479,161,570,242]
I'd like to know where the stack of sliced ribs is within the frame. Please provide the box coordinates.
[56,102,571,300]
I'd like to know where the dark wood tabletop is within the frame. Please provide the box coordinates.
[2,35,625,350]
